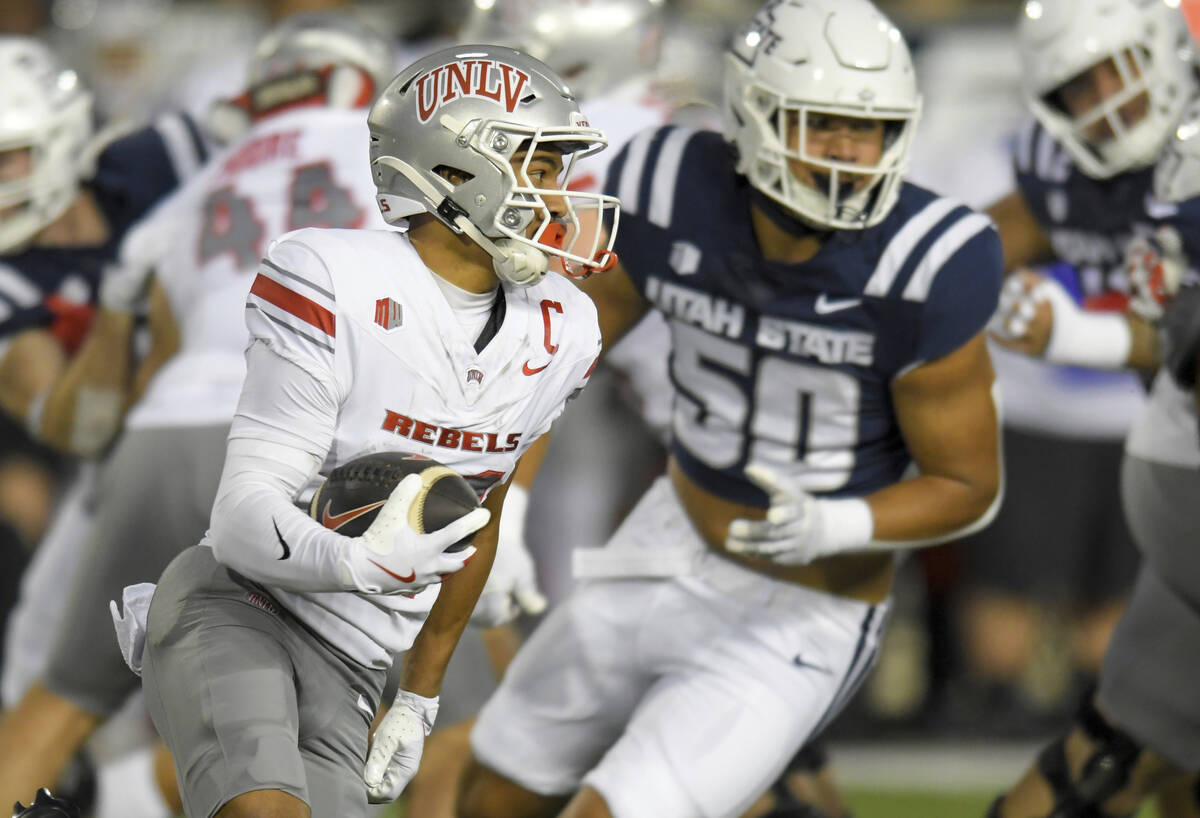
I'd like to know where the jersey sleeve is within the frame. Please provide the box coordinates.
[244,235,342,397]
[91,112,209,217]
[913,219,1004,365]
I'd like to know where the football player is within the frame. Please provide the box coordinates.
[458,2,1004,817]
[133,44,618,818]
[0,35,209,811]
[0,14,390,813]
[956,0,1187,718]
[987,2,1200,815]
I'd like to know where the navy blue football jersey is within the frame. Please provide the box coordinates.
[1014,119,1200,303]
[604,126,1003,506]
[0,112,209,345]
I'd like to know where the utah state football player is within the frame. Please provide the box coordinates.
[460,1,1004,817]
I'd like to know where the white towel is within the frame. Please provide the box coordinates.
[109,583,157,676]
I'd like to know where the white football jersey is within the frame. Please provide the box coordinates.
[236,226,601,665]
[125,108,386,430]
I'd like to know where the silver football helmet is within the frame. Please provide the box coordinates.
[457,0,665,101]
[724,0,922,230]
[369,44,620,287]
[0,37,93,253]
[1017,0,1197,180]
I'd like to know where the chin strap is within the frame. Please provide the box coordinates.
[372,155,548,288]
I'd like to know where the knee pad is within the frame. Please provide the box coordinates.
[1034,698,1143,817]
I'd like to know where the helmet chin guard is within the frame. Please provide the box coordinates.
[369,45,621,287]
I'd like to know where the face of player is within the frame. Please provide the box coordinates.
[784,111,886,196]
[512,147,568,244]
[1054,50,1149,146]
[0,146,33,219]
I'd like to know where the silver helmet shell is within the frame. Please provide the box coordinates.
[369,44,620,287]
[724,0,921,231]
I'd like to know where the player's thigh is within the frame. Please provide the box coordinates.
[470,580,657,798]
[1121,453,1200,609]
[293,617,385,818]
[43,425,228,715]
[1,466,96,706]
[1097,563,1200,772]
[585,580,886,818]
[142,546,309,818]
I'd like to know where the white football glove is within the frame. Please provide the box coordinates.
[340,474,489,595]
[1127,227,1185,323]
[725,465,872,565]
[364,689,438,804]
[470,485,548,628]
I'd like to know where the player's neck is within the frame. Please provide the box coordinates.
[749,202,824,265]
[407,214,498,294]
[34,189,109,248]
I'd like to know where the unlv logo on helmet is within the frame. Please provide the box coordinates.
[414,60,532,123]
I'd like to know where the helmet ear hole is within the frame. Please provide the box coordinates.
[433,165,475,186]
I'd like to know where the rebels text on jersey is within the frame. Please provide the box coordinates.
[1014,119,1200,304]
[0,113,209,347]
[605,127,1003,506]
[232,227,601,665]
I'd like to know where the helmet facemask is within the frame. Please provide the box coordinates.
[1034,48,1161,178]
[0,63,92,254]
[729,56,919,231]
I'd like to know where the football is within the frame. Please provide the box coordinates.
[309,452,481,551]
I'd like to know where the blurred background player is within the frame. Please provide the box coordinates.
[137,43,618,818]
[459,2,1004,817]
[985,3,1200,814]
[0,34,208,816]
[945,0,1185,733]
[0,12,392,814]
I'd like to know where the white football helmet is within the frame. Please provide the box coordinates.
[1017,0,1197,180]
[457,0,664,101]
[208,12,394,142]
[0,37,93,254]
[724,0,922,230]
[369,45,621,287]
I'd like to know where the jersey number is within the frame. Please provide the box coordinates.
[199,163,364,267]
[671,323,860,492]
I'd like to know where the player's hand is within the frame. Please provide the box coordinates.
[988,270,1054,357]
[470,485,548,628]
[364,689,438,803]
[1127,227,1185,323]
[98,259,154,313]
[725,466,827,565]
[340,474,489,595]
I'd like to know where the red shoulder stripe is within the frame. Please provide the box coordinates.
[250,273,336,337]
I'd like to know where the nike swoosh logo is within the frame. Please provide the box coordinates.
[321,499,388,531]
[368,558,415,584]
[814,294,862,315]
[273,519,291,560]
[522,360,549,376]
[792,655,832,674]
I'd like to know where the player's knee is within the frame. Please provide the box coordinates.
[457,755,564,818]
[1026,698,1146,817]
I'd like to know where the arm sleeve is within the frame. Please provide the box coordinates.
[208,340,353,591]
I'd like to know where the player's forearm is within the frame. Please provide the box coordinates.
[864,469,1002,546]
[38,309,137,455]
[401,533,497,698]
[209,437,354,592]
[401,484,506,697]
[0,330,65,427]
